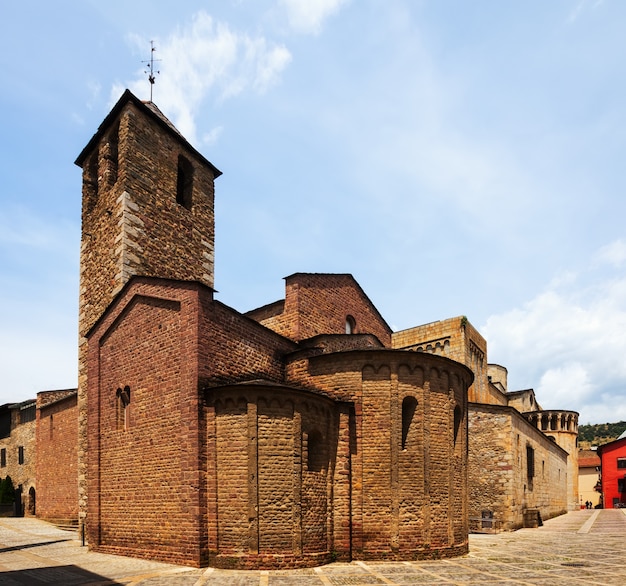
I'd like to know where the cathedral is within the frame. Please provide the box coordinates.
[0,88,578,571]
[75,90,472,568]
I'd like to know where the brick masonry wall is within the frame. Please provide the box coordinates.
[86,279,206,567]
[392,317,491,405]
[36,393,78,521]
[288,349,472,560]
[206,386,338,569]
[198,298,297,388]
[250,274,392,346]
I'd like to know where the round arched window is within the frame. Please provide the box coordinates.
[345,315,356,334]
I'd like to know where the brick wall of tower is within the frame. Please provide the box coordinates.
[36,392,78,522]
[77,93,219,534]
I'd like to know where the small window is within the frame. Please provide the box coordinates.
[49,414,54,439]
[401,396,418,450]
[176,155,194,209]
[18,446,24,465]
[617,458,626,469]
[453,405,462,445]
[345,315,356,334]
[306,430,325,472]
[618,479,625,493]
[526,445,535,482]
[116,386,131,431]
[84,151,99,212]
[1,448,6,467]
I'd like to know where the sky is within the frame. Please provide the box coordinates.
[1,0,626,425]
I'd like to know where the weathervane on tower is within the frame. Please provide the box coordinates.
[142,41,161,102]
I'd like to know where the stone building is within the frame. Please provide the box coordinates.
[391,316,578,530]
[2,87,576,565]
[75,90,474,568]
[0,400,36,516]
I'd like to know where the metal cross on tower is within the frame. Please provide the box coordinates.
[142,41,161,102]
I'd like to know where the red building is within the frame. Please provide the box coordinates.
[597,432,626,508]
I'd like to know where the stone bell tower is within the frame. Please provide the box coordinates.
[74,89,221,529]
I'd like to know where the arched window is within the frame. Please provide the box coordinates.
[401,396,418,450]
[28,487,36,516]
[345,315,356,334]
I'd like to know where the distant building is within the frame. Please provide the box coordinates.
[597,431,626,508]
[578,449,601,508]
[0,400,36,516]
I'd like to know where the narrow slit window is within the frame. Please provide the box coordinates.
[176,155,194,210]
[306,430,325,472]
[401,396,418,450]
[453,405,462,445]
[116,386,131,431]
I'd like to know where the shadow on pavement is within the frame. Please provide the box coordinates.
[0,539,72,555]
[0,564,122,585]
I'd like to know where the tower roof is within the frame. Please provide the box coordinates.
[75,89,222,178]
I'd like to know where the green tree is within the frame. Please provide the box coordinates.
[0,476,15,504]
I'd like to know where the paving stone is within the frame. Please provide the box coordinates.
[1,510,626,585]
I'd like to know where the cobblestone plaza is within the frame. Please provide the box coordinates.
[1,509,625,585]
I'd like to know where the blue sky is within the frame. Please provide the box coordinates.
[1,0,626,425]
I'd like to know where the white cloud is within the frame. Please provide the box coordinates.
[482,251,626,423]
[279,0,349,34]
[595,239,626,267]
[116,12,291,144]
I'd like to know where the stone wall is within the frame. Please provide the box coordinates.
[289,349,473,560]
[392,317,493,404]
[0,402,36,516]
[468,403,568,530]
[86,279,206,566]
[206,386,339,569]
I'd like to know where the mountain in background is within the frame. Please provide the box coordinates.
[578,421,626,449]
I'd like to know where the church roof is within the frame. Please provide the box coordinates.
[75,89,222,178]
